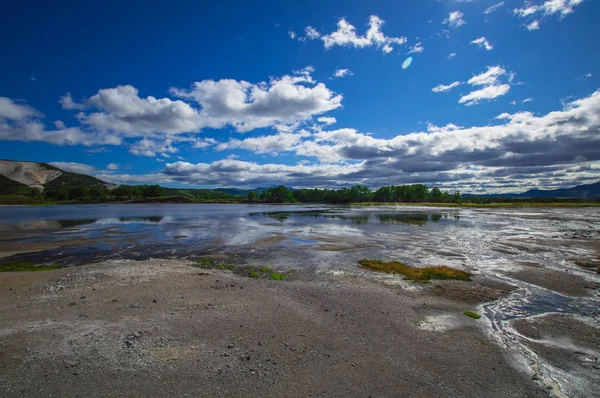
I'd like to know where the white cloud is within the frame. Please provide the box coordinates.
[317,117,337,125]
[526,20,540,30]
[128,138,179,157]
[288,31,296,39]
[443,11,466,28]
[470,37,493,50]
[582,72,592,79]
[48,162,97,175]
[305,15,407,53]
[407,42,425,54]
[216,132,309,154]
[0,97,42,120]
[170,67,342,133]
[91,91,600,193]
[432,81,461,93]
[514,0,583,30]
[0,97,120,147]
[192,137,217,149]
[37,68,341,153]
[522,97,534,103]
[467,66,507,86]
[59,92,87,110]
[456,66,512,106]
[53,120,66,129]
[333,68,353,78]
[304,26,321,40]
[459,84,511,106]
[106,163,119,171]
[82,85,204,135]
[484,2,505,14]
[448,52,457,59]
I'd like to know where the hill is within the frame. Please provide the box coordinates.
[464,181,600,199]
[0,160,111,193]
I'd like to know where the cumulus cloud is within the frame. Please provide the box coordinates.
[432,81,461,93]
[514,0,583,30]
[216,132,310,155]
[80,91,600,193]
[317,117,337,125]
[0,97,120,147]
[59,93,87,110]
[0,97,42,120]
[288,31,296,39]
[303,16,407,53]
[484,2,505,14]
[407,42,425,54]
[526,20,540,30]
[459,84,511,106]
[9,68,340,154]
[457,66,512,106]
[333,68,353,78]
[48,162,97,175]
[128,138,179,157]
[470,37,493,50]
[170,67,342,132]
[443,11,466,28]
[106,163,119,171]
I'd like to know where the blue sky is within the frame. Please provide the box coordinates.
[0,0,598,193]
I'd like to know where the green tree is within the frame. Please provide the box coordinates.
[142,185,163,198]
[247,191,259,203]
[69,186,90,200]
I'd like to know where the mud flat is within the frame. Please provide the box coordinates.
[0,259,545,398]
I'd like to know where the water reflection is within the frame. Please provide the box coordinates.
[118,216,164,223]
[250,210,455,226]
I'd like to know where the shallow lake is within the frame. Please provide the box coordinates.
[1,203,599,320]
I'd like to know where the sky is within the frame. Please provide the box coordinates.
[0,0,598,193]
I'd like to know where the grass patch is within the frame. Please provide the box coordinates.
[464,311,481,319]
[0,261,64,272]
[358,259,471,282]
[248,271,259,278]
[217,264,236,270]
[259,267,272,272]
[269,273,287,281]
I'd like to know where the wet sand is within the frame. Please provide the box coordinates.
[0,259,545,398]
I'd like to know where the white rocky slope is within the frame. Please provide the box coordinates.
[0,160,62,190]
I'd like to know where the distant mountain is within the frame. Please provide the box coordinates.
[215,186,295,195]
[464,181,600,199]
[0,160,112,193]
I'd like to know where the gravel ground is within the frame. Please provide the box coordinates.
[0,259,549,397]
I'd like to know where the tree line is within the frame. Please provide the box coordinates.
[44,185,164,201]
[248,184,461,204]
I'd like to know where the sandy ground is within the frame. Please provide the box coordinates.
[0,259,549,398]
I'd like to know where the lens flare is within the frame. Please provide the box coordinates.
[402,57,413,70]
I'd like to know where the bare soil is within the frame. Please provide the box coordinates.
[0,259,546,397]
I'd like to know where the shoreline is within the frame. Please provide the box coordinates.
[0,259,550,397]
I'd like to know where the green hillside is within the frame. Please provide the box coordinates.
[45,170,108,190]
[0,174,36,195]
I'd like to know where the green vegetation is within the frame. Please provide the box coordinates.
[217,264,236,270]
[358,259,471,282]
[251,184,461,204]
[269,273,287,280]
[0,261,64,272]
[248,271,259,278]
[259,267,272,272]
[464,312,482,319]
